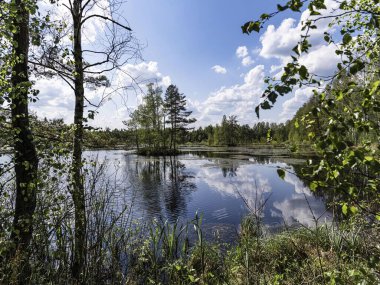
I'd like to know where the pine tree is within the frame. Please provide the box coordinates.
[164,85,196,150]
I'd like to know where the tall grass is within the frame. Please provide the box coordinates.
[1,157,379,284]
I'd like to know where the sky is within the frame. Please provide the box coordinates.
[32,0,340,129]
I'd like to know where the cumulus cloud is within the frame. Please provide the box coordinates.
[211,65,227,74]
[193,65,265,126]
[236,46,255,67]
[236,46,249,58]
[31,77,75,123]
[241,56,254,66]
[279,87,315,121]
[259,0,340,76]
[31,61,171,128]
[299,44,340,76]
[116,61,172,88]
[260,18,300,60]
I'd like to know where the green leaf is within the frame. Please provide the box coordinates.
[350,206,358,214]
[310,181,318,191]
[267,92,277,104]
[342,203,348,215]
[277,4,287,11]
[310,10,321,15]
[364,156,374,162]
[277,168,285,180]
[299,65,308,79]
[255,105,260,118]
[349,60,365,75]
[294,119,299,129]
[260,13,270,20]
[342,33,352,45]
[241,21,261,34]
[332,169,340,178]
[261,101,272,110]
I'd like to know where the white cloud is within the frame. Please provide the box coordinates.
[116,61,172,89]
[271,166,331,227]
[38,0,111,44]
[252,47,261,55]
[236,46,255,67]
[211,65,227,74]
[31,77,75,123]
[259,0,341,77]
[31,61,172,129]
[236,46,249,58]
[260,18,300,60]
[193,65,265,126]
[280,87,315,121]
[241,56,254,67]
[270,65,282,74]
[299,44,340,76]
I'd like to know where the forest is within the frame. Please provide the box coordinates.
[0,0,379,284]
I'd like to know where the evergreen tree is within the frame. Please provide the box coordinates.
[164,85,196,150]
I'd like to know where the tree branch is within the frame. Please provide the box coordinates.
[81,14,132,31]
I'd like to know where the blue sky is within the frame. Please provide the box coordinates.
[123,0,279,95]
[32,0,340,128]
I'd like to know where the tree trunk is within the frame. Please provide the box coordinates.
[135,128,140,150]
[173,112,177,151]
[163,115,166,149]
[9,0,39,283]
[71,1,86,283]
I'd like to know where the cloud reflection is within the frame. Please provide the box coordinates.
[192,159,329,227]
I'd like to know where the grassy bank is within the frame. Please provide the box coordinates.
[124,216,379,285]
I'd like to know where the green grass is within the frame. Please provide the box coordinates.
[123,216,380,284]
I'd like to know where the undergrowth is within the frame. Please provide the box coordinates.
[124,215,380,285]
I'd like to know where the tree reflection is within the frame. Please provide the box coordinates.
[163,156,196,222]
[124,155,196,222]
[221,165,238,177]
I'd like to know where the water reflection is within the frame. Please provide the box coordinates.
[1,149,331,244]
[87,150,331,234]
[124,155,196,223]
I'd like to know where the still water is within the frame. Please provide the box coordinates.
[89,150,331,237]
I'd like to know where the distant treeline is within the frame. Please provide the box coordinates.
[1,91,363,151]
[0,98,315,150]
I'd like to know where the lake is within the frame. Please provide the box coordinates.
[87,149,331,239]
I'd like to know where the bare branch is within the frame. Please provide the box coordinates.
[81,14,132,31]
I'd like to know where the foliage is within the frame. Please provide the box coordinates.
[164,84,196,151]
[243,0,380,216]
[187,118,291,147]
[124,83,196,155]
